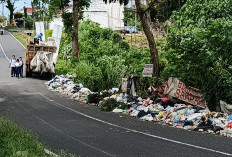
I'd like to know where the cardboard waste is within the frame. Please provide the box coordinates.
[46,75,232,138]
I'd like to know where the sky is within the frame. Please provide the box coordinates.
[0,0,33,19]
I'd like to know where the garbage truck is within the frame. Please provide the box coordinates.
[25,38,57,77]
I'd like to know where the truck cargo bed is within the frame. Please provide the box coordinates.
[25,43,56,77]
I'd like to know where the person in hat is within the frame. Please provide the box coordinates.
[34,33,43,44]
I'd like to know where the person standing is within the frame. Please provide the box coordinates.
[9,55,16,77]
[19,57,24,78]
[15,59,20,79]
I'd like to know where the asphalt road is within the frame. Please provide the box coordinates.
[0,32,232,157]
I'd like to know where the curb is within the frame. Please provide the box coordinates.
[44,149,58,157]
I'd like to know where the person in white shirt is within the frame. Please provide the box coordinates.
[15,59,20,79]
[19,57,24,78]
[9,55,16,77]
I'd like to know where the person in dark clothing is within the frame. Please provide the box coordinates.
[19,57,24,78]
[15,59,20,79]
[34,33,43,44]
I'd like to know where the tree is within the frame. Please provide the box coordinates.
[134,0,160,76]
[105,0,159,77]
[49,0,90,58]
[150,0,187,23]
[14,12,23,19]
[6,0,15,24]
[31,0,48,21]
[24,6,27,19]
[72,0,79,57]
[165,0,232,110]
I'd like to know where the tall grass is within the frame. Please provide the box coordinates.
[0,118,52,157]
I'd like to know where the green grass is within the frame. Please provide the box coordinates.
[0,118,53,157]
[123,34,166,49]
[13,30,53,46]
[0,118,75,157]
[12,32,31,47]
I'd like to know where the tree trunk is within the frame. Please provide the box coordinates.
[72,0,79,58]
[32,2,34,18]
[135,0,159,77]
[10,11,13,24]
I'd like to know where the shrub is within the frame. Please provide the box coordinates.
[99,98,119,111]
[25,17,34,29]
[87,93,101,104]
[45,29,53,40]
[14,12,23,19]
[96,55,126,89]
[165,0,232,110]
[74,61,104,92]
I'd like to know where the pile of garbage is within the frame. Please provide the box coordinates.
[105,95,232,137]
[46,75,232,138]
[46,75,92,103]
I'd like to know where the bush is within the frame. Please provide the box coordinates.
[99,98,119,111]
[45,29,53,41]
[56,20,154,92]
[165,0,232,110]
[14,12,23,19]
[55,60,73,75]
[4,25,17,30]
[25,17,34,29]
[15,19,24,28]
[74,61,104,92]
[87,93,101,104]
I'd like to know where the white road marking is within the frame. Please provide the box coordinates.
[0,43,9,60]
[44,149,58,157]
[7,31,26,49]
[41,94,232,156]
[34,115,116,157]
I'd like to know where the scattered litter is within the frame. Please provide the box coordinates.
[46,75,232,138]
[46,74,92,103]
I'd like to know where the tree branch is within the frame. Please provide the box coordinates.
[143,0,158,13]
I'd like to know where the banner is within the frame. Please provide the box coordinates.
[35,21,45,41]
[52,24,63,54]
[155,77,206,108]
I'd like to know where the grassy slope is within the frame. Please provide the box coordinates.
[123,34,165,49]
[12,30,53,47]
[0,118,53,157]
[12,32,31,47]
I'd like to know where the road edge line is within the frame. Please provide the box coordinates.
[40,94,232,157]
[44,148,58,157]
[7,31,26,49]
[0,43,9,60]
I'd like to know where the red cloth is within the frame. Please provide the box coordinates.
[226,122,232,129]
[161,98,169,103]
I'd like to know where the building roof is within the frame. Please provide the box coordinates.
[26,8,37,13]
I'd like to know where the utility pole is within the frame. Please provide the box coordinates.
[2,1,4,17]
